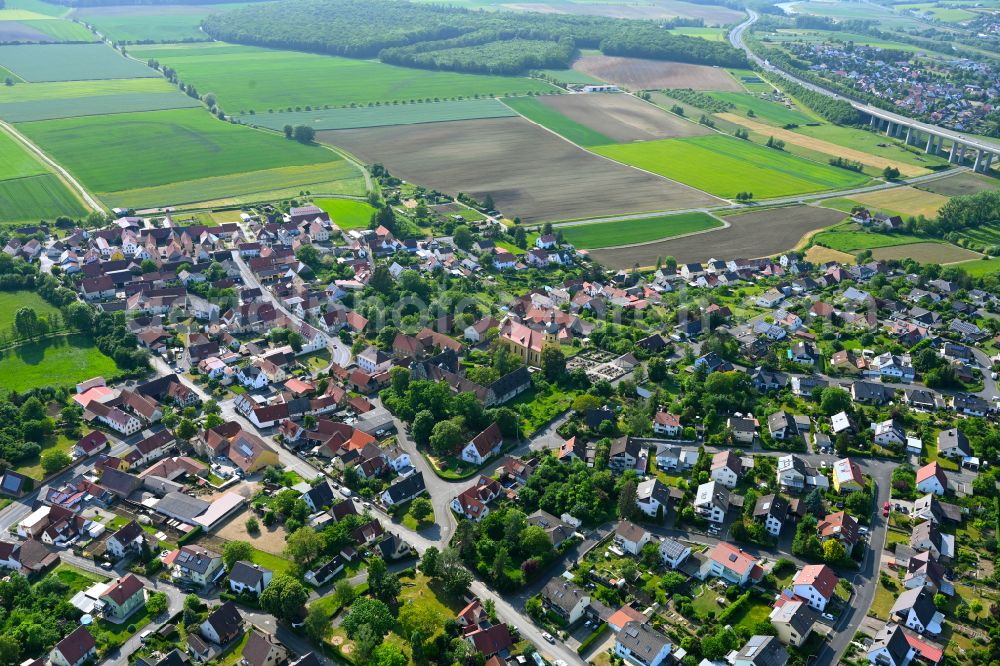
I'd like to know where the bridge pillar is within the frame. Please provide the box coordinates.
[949,142,959,163]
[870,115,878,128]
[985,153,994,172]
[885,122,894,137]
[896,124,905,138]
[925,134,935,153]
[974,149,984,172]
[904,127,912,145]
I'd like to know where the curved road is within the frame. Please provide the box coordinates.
[729,11,1000,156]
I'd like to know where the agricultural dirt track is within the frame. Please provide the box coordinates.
[588,204,844,267]
[572,55,742,91]
[539,93,710,141]
[319,117,720,223]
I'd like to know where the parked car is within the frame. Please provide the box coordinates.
[822,613,835,621]
[541,632,555,644]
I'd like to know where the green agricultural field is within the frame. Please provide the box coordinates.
[593,135,868,199]
[953,256,1000,277]
[238,98,516,131]
[0,77,175,103]
[18,108,344,201]
[706,91,813,126]
[2,0,70,18]
[0,91,201,122]
[0,291,60,330]
[0,43,158,82]
[896,2,977,21]
[729,68,771,93]
[793,123,950,169]
[503,96,612,147]
[558,212,722,249]
[0,174,88,223]
[72,3,251,43]
[103,161,365,210]
[535,67,603,85]
[0,128,47,180]
[314,198,377,230]
[131,42,556,112]
[21,18,96,41]
[0,334,118,391]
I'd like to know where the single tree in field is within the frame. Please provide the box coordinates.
[283,124,293,139]
[293,125,315,144]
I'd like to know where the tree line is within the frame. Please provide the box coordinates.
[201,0,746,74]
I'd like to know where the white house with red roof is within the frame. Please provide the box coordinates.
[915,462,947,496]
[652,411,681,437]
[461,423,503,465]
[608,605,648,633]
[792,564,839,611]
[450,476,503,521]
[699,542,761,585]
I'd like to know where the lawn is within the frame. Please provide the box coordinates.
[0,333,118,391]
[954,220,1000,248]
[706,91,813,126]
[130,42,555,113]
[502,96,613,147]
[558,212,722,249]
[238,98,516,131]
[16,432,77,480]
[314,198,378,230]
[53,563,108,594]
[17,108,349,205]
[250,548,294,576]
[953,256,1000,277]
[870,578,898,620]
[0,42,157,81]
[593,135,868,199]
[508,383,577,436]
[0,293,61,329]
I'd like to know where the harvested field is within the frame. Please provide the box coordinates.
[716,113,926,177]
[536,92,710,142]
[918,171,999,197]
[319,116,719,223]
[588,204,843,267]
[0,43,156,81]
[853,186,949,218]
[871,242,981,264]
[805,244,855,264]
[572,55,742,91]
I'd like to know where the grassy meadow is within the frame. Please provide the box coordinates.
[72,3,252,43]
[131,42,556,112]
[593,134,869,199]
[0,334,118,391]
[0,291,61,330]
[314,198,377,230]
[707,91,813,126]
[502,95,613,147]
[559,212,722,249]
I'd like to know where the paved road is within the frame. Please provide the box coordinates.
[729,11,1000,156]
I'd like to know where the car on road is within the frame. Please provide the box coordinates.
[340,487,352,497]
[858,527,869,535]
[541,632,555,644]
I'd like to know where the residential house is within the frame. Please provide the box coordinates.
[609,436,642,474]
[728,416,758,444]
[50,626,97,666]
[867,623,915,666]
[99,573,145,620]
[791,564,838,612]
[768,411,797,441]
[614,520,651,555]
[465,624,513,658]
[241,629,287,666]
[936,429,970,460]
[229,561,272,597]
[915,462,947,496]
[659,538,691,569]
[635,478,670,518]
[171,545,224,587]
[710,451,742,488]
[381,471,426,506]
[769,598,818,648]
[652,411,682,437]
[890,586,943,635]
[461,423,503,465]
[832,458,864,493]
[699,542,760,585]
[817,511,860,551]
[753,494,789,537]
[694,481,730,523]
[872,419,907,448]
[541,579,590,624]
[526,510,576,547]
[733,635,788,666]
[615,621,672,666]
[200,602,244,646]
[911,522,954,559]
[106,520,158,560]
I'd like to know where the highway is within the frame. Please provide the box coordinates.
[728,11,1000,157]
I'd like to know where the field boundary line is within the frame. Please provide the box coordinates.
[498,95,727,205]
[0,119,104,214]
